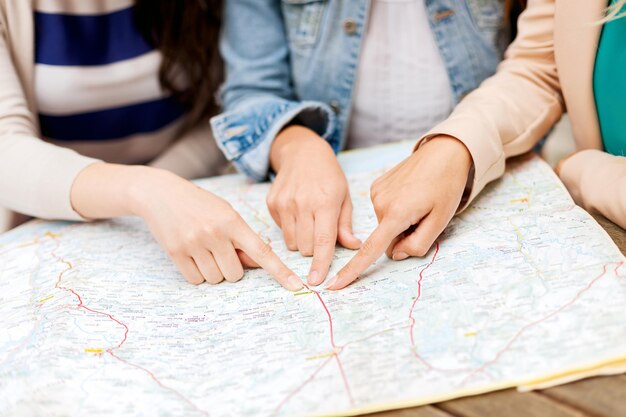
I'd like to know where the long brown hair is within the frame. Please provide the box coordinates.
[504,0,526,19]
[134,0,223,133]
[503,0,527,39]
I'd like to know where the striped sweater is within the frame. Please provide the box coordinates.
[0,0,226,225]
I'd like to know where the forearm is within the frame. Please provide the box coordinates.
[70,163,179,220]
[71,155,302,290]
[0,135,99,220]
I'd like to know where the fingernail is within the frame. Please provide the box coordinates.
[392,251,409,261]
[308,271,319,285]
[324,275,338,290]
[287,275,303,291]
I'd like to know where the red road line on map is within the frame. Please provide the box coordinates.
[274,247,623,413]
[334,354,353,404]
[273,285,355,414]
[408,243,439,370]
[108,350,209,415]
[273,323,410,414]
[69,290,129,349]
[461,261,618,384]
[271,356,334,416]
[306,284,355,405]
[291,322,412,408]
[308,286,338,349]
[241,186,358,411]
[51,244,130,351]
[405,244,498,375]
[49,236,209,417]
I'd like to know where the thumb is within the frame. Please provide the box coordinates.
[391,213,445,260]
[337,195,361,250]
[237,249,260,268]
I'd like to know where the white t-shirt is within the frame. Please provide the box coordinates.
[347,0,455,149]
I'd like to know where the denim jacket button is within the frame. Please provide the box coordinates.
[342,18,357,35]
[330,100,341,113]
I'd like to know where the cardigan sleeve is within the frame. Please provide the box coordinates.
[414,0,564,211]
[0,19,99,221]
[559,150,626,229]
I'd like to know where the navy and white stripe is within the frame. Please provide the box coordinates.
[34,0,185,142]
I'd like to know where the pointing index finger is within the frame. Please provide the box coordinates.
[326,219,403,290]
[233,223,303,291]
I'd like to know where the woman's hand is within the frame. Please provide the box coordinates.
[71,163,303,291]
[325,135,473,290]
[268,125,361,286]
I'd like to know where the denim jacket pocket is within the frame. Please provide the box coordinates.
[281,0,327,48]
[465,0,504,31]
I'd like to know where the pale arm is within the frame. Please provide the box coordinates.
[559,150,626,229]
[0,19,300,290]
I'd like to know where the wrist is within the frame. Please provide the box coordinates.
[422,135,473,172]
[71,163,186,220]
[126,166,180,217]
[270,125,331,172]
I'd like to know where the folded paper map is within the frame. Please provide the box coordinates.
[1,142,625,416]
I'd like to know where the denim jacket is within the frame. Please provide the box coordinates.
[211,0,509,180]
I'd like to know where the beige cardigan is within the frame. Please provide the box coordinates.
[0,0,225,223]
[421,0,626,229]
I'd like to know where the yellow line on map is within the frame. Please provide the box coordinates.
[510,174,533,205]
[84,348,103,353]
[510,197,529,203]
[306,352,336,361]
[294,291,312,296]
[509,218,525,251]
[17,241,38,248]
[38,295,54,303]
[464,332,477,337]
[508,217,549,283]
[14,231,61,249]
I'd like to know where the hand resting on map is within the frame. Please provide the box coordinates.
[268,125,362,286]
[267,127,472,290]
[326,135,473,290]
[70,163,304,291]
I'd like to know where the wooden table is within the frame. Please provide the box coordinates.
[374,215,626,417]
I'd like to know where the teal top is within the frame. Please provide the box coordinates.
[593,0,626,156]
